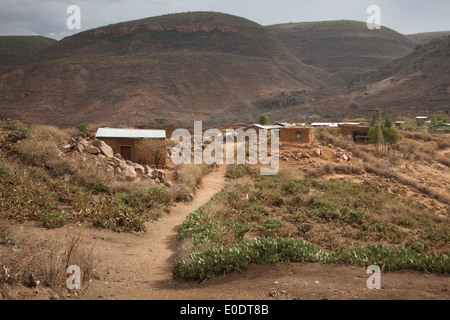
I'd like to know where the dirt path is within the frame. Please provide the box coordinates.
[79,167,229,300]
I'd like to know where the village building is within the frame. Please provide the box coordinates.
[279,126,315,144]
[337,123,370,143]
[310,122,340,128]
[275,122,298,127]
[395,121,406,128]
[95,128,168,167]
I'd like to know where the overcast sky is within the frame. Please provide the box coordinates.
[1,0,450,40]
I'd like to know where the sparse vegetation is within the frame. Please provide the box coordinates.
[0,234,94,293]
[173,165,449,280]
[0,120,176,233]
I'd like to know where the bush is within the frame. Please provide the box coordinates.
[173,238,450,281]
[92,188,173,233]
[4,119,30,140]
[172,164,210,202]
[41,210,69,229]
[14,125,74,176]
[225,164,257,180]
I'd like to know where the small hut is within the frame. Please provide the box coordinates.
[279,126,315,144]
[95,128,167,166]
[337,123,370,143]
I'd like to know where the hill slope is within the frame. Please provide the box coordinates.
[0,36,56,67]
[407,32,450,45]
[0,12,339,127]
[348,35,450,113]
[267,20,418,82]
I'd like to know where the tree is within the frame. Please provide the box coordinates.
[141,139,174,169]
[429,111,448,132]
[368,108,402,156]
[370,108,382,127]
[258,113,270,126]
[382,118,402,155]
[368,125,384,156]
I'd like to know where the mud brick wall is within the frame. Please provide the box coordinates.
[338,124,370,137]
[279,127,315,144]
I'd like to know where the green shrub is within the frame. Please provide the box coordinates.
[297,223,314,234]
[42,210,69,229]
[4,119,30,140]
[173,238,450,281]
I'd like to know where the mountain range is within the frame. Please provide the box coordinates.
[0,11,448,127]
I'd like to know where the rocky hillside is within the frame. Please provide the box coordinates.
[267,20,418,82]
[349,36,450,113]
[0,12,339,127]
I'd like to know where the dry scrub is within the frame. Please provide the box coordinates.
[0,230,94,297]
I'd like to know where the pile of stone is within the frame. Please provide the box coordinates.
[65,136,113,158]
[64,136,172,186]
[334,148,352,162]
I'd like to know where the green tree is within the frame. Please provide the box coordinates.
[370,108,382,127]
[76,124,88,133]
[368,125,384,156]
[382,119,402,155]
[429,111,448,132]
[258,113,270,126]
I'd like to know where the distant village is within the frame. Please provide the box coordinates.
[91,115,449,168]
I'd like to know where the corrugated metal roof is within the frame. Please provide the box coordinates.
[96,128,166,139]
[244,124,283,130]
[311,123,339,127]
[276,122,296,127]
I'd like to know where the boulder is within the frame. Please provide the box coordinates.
[73,143,85,153]
[313,148,322,157]
[134,164,145,175]
[163,181,173,188]
[77,138,89,148]
[123,165,137,181]
[151,169,166,183]
[86,146,101,155]
[93,139,114,158]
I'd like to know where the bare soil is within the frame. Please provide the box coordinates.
[2,159,449,301]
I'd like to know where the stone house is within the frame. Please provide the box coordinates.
[95,128,168,167]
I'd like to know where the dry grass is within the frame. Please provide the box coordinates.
[14,124,76,176]
[306,162,365,178]
[171,164,211,202]
[364,162,450,205]
[0,232,94,295]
